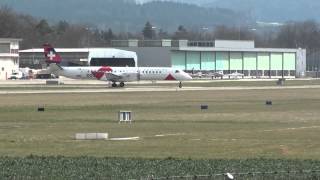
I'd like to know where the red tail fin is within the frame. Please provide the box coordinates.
[43,43,62,64]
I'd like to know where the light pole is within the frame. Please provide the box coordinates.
[86,27,90,47]
[238,24,241,40]
[201,27,209,40]
[151,26,157,40]
[249,28,257,42]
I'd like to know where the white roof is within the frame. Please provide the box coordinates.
[0,38,22,43]
[19,48,137,59]
[175,47,303,53]
[20,48,109,53]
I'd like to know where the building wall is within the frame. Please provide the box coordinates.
[296,49,307,77]
[172,50,302,78]
[0,38,21,80]
[0,58,18,80]
[20,52,89,69]
[20,48,138,68]
[116,47,172,67]
[109,40,307,77]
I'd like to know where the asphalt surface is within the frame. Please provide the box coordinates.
[1,79,320,94]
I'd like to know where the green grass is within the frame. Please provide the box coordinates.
[1,156,320,180]
[1,88,320,159]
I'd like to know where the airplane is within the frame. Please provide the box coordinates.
[43,44,192,87]
[209,71,224,79]
[191,70,243,80]
[227,72,244,79]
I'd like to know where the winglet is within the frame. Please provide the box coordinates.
[43,43,62,64]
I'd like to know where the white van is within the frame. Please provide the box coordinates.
[8,71,23,80]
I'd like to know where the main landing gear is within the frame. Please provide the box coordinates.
[111,81,125,88]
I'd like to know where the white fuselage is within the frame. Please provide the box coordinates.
[56,66,192,82]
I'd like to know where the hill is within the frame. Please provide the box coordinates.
[136,0,320,22]
[205,0,320,22]
[0,0,244,32]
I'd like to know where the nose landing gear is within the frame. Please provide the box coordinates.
[179,81,182,88]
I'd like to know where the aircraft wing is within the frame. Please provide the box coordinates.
[104,72,138,82]
[105,72,122,81]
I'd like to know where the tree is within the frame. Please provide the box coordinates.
[102,28,115,41]
[173,25,189,39]
[158,29,169,39]
[0,6,18,37]
[55,20,69,35]
[142,21,153,39]
[36,19,52,35]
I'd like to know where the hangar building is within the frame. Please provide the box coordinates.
[112,39,306,78]
[19,48,138,69]
[0,38,21,80]
[171,40,306,78]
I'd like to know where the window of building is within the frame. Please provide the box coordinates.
[0,43,10,53]
[250,70,257,76]
[264,70,270,77]
[90,58,135,67]
[270,70,277,76]
[256,70,263,77]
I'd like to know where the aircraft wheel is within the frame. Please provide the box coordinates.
[112,82,117,87]
[179,82,182,88]
[119,82,125,87]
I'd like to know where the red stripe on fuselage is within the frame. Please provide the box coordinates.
[91,66,112,80]
[165,74,176,80]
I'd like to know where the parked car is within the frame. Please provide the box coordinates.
[8,72,23,80]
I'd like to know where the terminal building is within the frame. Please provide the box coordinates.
[19,48,138,69]
[0,38,21,80]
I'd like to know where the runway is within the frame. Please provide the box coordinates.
[1,85,320,94]
[1,78,320,94]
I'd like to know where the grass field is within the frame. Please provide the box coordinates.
[1,87,320,159]
[1,156,320,179]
